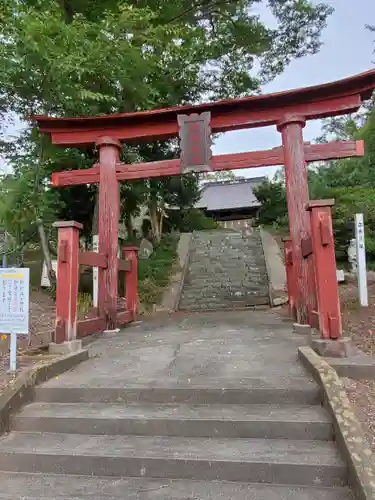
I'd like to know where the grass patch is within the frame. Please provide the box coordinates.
[9,236,179,310]
[138,233,179,307]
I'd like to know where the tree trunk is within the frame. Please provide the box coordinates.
[92,189,99,242]
[149,202,161,244]
[124,212,134,241]
[59,0,74,24]
[37,219,56,286]
[158,209,164,237]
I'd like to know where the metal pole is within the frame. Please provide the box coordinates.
[10,329,17,372]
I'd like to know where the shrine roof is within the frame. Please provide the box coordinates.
[195,177,265,211]
[32,69,375,146]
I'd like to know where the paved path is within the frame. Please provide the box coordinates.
[0,309,354,499]
[44,309,314,390]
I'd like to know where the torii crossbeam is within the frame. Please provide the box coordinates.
[33,69,375,331]
[51,141,364,187]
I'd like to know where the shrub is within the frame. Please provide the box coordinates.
[178,208,218,232]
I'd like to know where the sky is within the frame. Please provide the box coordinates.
[1,0,374,176]
[213,0,375,179]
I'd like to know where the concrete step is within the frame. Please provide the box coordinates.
[0,472,354,499]
[186,267,266,274]
[179,296,270,305]
[185,271,267,278]
[190,254,263,259]
[180,229,269,312]
[187,260,266,268]
[0,432,346,486]
[189,265,265,271]
[179,297,270,310]
[180,288,269,297]
[180,287,269,297]
[33,385,321,405]
[192,247,264,253]
[191,240,262,246]
[191,248,264,255]
[179,291,269,300]
[13,402,332,440]
[181,285,269,293]
[184,274,268,283]
[185,271,267,279]
[183,280,268,288]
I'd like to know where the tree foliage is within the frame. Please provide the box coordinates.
[253,179,287,226]
[255,100,375,261]
[0,0,333,243]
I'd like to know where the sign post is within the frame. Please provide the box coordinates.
[0,268,30,372]
[355,213,368,307]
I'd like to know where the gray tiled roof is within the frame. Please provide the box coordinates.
[195,177,265,211]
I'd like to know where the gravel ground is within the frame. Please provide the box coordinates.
[339,280,375,452]
[0,291,127,394]
[0,290,56,393]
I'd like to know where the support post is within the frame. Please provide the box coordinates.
[53,221,82,344]
[282,236,296,319]
[355,213,368,307]
[96,137,121,330]
[306,200,342,340]
[124,246,139,320]
[277,116,317,325]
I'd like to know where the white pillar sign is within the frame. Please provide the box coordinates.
[355,213,368,307]
[0,268,30,372]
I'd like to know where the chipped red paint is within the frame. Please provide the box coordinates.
[32,70,375,146]
[53,221,82,343]
[124,247,139,320]
[51,140,364,187]
[54,219,133,341]
[77,317,106,339]
[97,137,121,330]
[277,117,317,325]
[36,95,361,146]
[282,237,296,320]
[117,258,130,272]
[79,250,108,268]
[306,200,342,339]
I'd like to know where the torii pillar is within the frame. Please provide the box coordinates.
[96,136,121,330]
[277,116,316,325]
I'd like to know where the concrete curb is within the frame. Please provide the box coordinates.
[298,346,375,500]
[259,227,273,307]
[174,232,193,311]
[153,233,193,314]
[0,349,89,435]
[259,227,288,308]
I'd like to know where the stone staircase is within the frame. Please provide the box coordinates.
[179,228,270,311]
[0,381,352,498]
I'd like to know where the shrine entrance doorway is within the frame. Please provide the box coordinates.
[33,69,375,343]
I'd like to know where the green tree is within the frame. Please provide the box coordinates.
[253,179,287,226]
[0,0,333,240]
[201,171,238,183]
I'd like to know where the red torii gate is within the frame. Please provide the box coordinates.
[33,69,375,345]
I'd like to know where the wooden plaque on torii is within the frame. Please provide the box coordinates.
[178,112,213,173]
